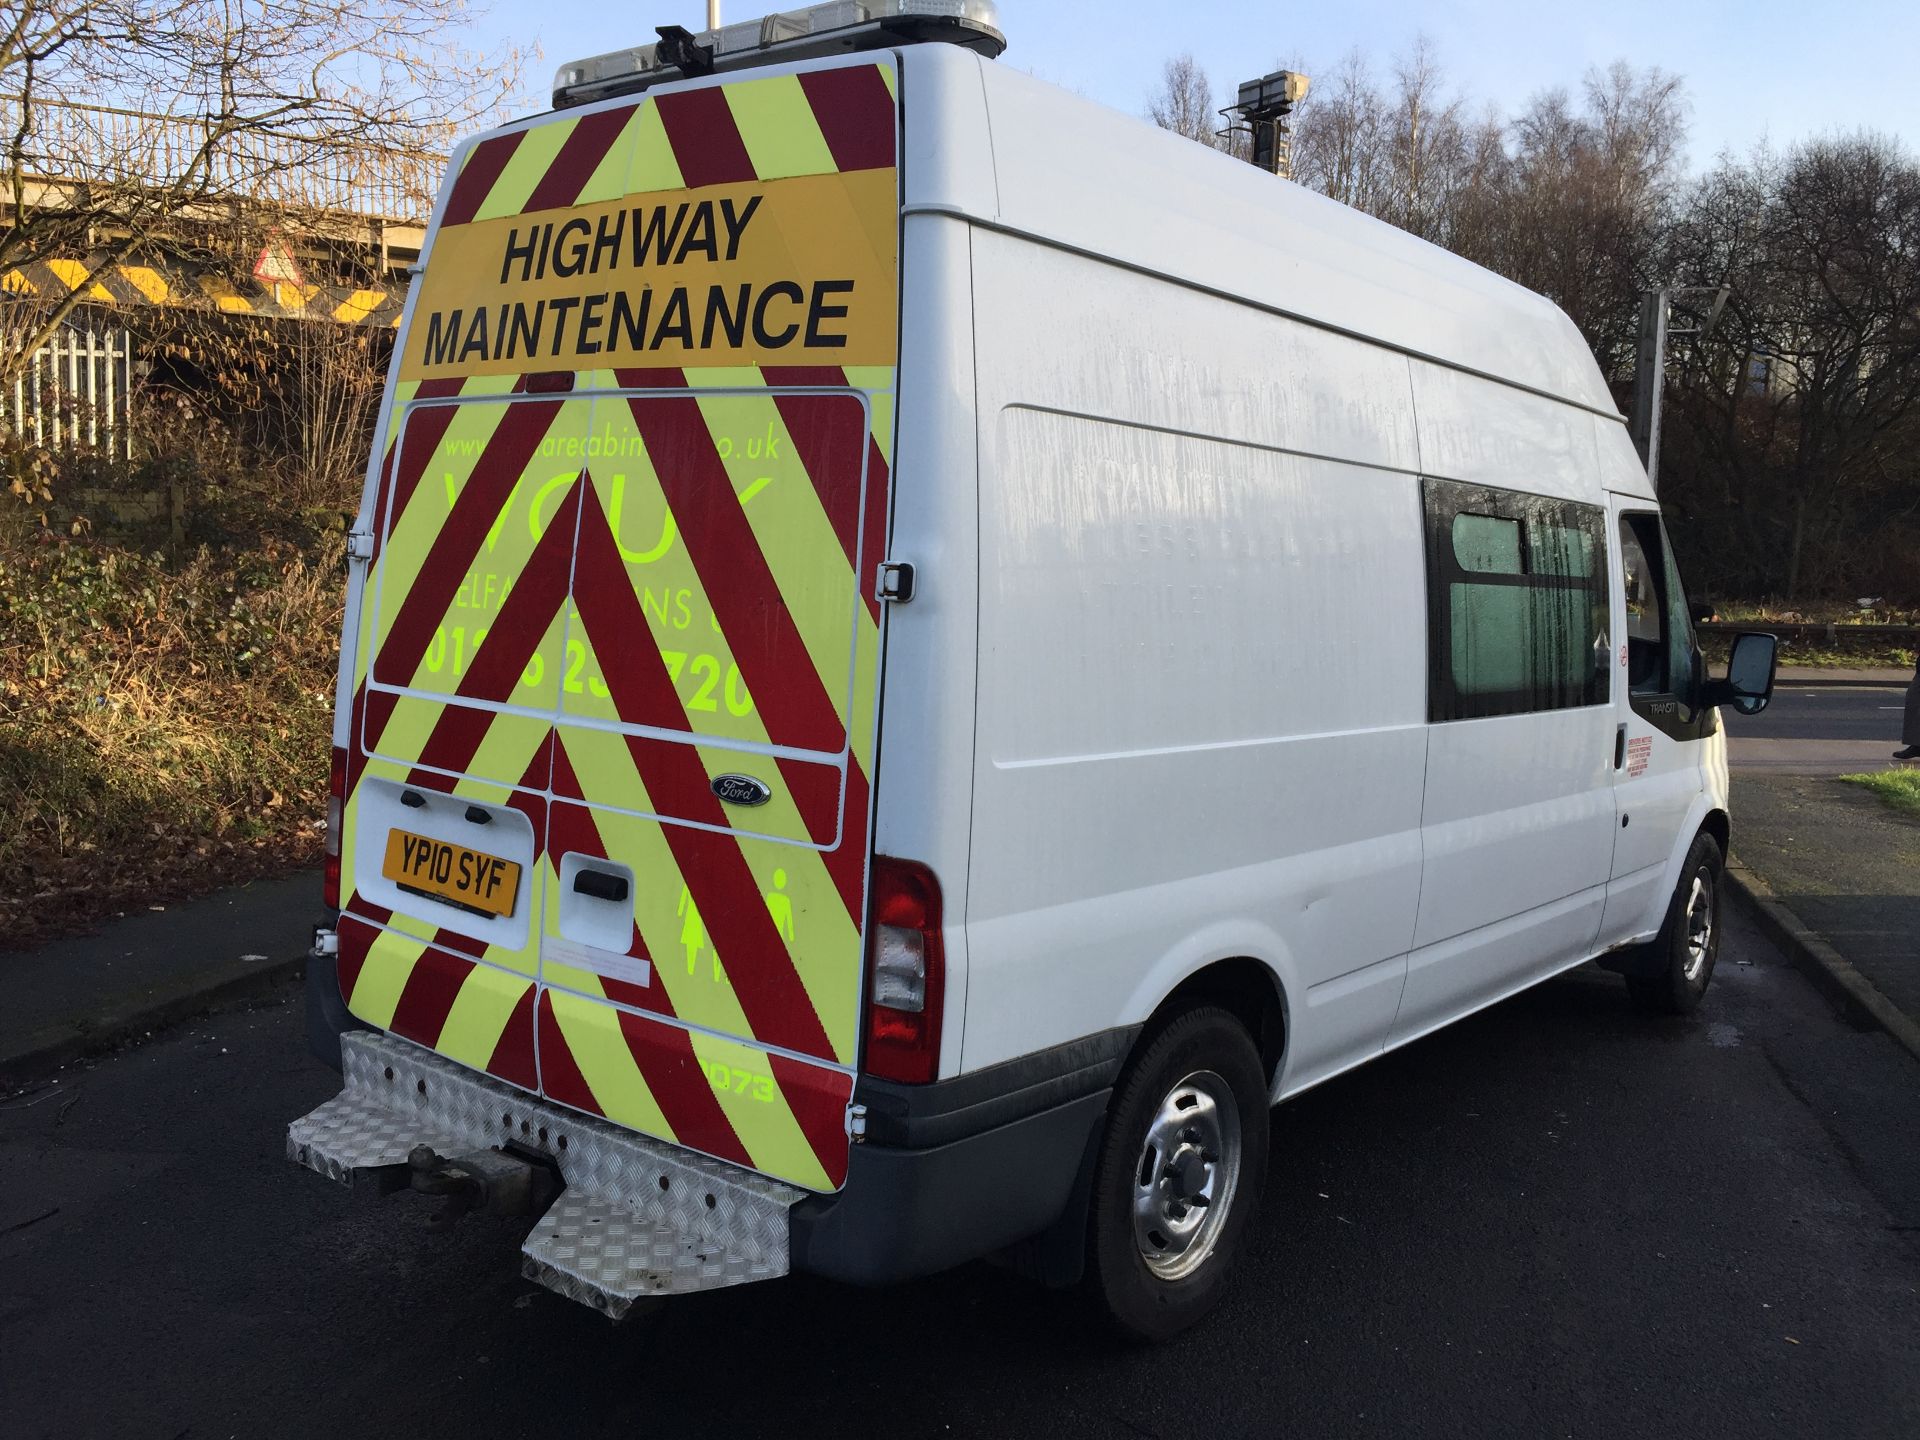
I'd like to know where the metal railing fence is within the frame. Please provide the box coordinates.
[1,95,443,223]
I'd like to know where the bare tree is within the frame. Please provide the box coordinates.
[0,0,526,383]
[1383,36,1466,241]
[1586,60,1686,206]
[1456,64,1688,377]
[1665,135,1920,599]
[282,319,389,506]
[1292,50,1388,212]
[1144,31,1919,602]
[1148,53,1225,149]
[1442,102,1514,260]
[1291,40,1472,243]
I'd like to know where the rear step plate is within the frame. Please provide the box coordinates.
[289,1031,802,1317]
[522,1197,784,1315]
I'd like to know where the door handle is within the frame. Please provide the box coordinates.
[1614,723,1628,771]
[572,869,629,903]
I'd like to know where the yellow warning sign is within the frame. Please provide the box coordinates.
[399,171,898,381]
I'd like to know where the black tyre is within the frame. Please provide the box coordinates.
[1626,832,1724,1015]
[1084,1005,1270,1342]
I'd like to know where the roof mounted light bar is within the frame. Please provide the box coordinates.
[553,1,1006,109]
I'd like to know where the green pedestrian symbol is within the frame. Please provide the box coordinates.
[765,868,795,944]
[678,885,720,979]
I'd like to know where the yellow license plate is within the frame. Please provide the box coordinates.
[382,829,521,918]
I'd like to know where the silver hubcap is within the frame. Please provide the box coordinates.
[1683,873,1714,983]
[1132,1070,1242,1282]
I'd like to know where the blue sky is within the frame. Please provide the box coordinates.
[478,0,1917,165]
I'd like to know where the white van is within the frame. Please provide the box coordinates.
[290,3,1780,1340]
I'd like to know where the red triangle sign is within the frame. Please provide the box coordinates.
[252,233,305,288]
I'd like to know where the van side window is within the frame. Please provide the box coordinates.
[1618,512,1701,725]
[1424,480,1610,722]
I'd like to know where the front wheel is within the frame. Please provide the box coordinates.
[1626,832,1724,1015]
[1084,1006,1270,1342]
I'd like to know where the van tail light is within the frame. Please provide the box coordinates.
[322,745,347,911]
[863,857,945,1084]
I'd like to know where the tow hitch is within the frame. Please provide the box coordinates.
[406,1144,560,1227]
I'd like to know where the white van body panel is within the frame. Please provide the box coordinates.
[915,51,1618,418]
[897,43,998,220]
[879,44,1721,1098]
[878,211,981,1075]
[1408,360,1606,505]
[1595,411,1662,502]
[960,229,1428,1082]
[1394,357,1619,1040]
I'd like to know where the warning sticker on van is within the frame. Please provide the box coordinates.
[1626,734,1653,778]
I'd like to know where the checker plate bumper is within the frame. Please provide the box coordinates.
[287,1031,802,1318]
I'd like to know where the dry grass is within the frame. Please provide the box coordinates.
[1714,601,1920,626]
[0,526,343,946]
[1777,644,1916,670]
[1710,601,1917,669]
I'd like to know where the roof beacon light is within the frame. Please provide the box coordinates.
[553,0,1005,108]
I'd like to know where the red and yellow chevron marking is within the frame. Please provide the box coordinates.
[337,914,539,1090]
[399,62,898,384]
[440,63,896,231]
[536,987,854,1190]
[335,59,897,1192]
[559,383,873,757]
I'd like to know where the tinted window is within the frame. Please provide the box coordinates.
[1619,512,1699,702]
[1453,513,1523,573]
[1425,479,1610,722]
[1619,520,1664,691]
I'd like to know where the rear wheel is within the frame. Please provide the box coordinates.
[1085,1005,1269,1341]
[1626,832,1723,1015]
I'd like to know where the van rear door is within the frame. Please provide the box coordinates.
[337,56,901,1192]
[539,381,884,1194]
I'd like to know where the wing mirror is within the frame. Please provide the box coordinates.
[1702,631,1779,715]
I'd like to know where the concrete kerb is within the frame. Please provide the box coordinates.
[0,870,321,1092]
[1724,856,1920,1064]
[0,954,306,1092]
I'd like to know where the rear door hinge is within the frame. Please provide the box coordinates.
[875,561,915,604]
[846,1102,868,1142]
[347,528,375,562]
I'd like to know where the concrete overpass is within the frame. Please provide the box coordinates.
[2,97,442,328]
[2,97,447,451]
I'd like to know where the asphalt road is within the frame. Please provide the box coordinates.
[1724,682,1912,773]
[3,906,1916,1440]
